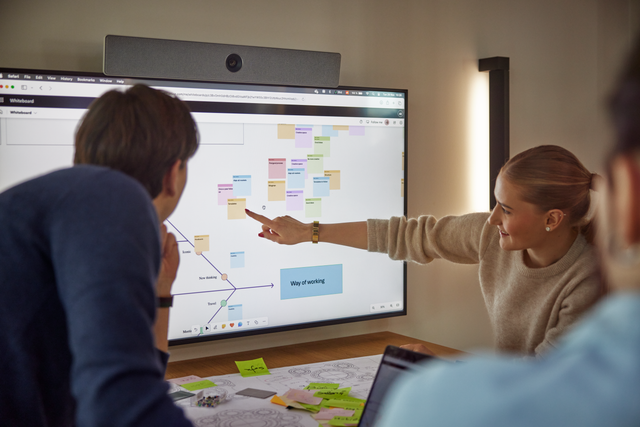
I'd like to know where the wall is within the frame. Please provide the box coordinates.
[1,0,637,361]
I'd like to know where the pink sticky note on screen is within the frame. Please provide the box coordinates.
[284,389,323,405]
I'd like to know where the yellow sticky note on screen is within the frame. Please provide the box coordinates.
[182,379,217,391]
[194,235,209,253]
[235,357,271,377]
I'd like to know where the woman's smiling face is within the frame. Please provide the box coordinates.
[487,174,549,252]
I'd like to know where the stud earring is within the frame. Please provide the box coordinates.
[546,227,551,232]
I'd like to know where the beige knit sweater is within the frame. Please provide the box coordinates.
[367,213,602,356]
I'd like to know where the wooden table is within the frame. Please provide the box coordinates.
[166,331,464,379]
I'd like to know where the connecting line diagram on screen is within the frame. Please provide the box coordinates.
[164,121,403,341]
[167,219,274,337]
[166,122,359,339]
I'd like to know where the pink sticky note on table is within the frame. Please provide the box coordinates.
[284,388,323,405]
[167,375,202,385]
[313,408,356,420]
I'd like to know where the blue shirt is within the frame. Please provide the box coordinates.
[0,166,192,427]
[377,292,640,426]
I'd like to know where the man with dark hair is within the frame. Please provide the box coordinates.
[74,84,198,199]
[0,85,198,426]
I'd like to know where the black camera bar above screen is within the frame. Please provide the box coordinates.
[0,68,408,345]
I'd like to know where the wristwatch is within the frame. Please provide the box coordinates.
[158,296,174,308]
[312,221,319,244]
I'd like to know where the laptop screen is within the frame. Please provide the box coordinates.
[360,346,433,427]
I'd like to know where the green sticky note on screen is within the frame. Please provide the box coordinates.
[182,379,217,391]
[235,357,271,377]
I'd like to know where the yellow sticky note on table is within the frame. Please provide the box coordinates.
[271,395,288,407]
[182,379,217,391]
[235,357,271,377]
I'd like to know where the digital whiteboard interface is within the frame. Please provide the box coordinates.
[0,68,407,345]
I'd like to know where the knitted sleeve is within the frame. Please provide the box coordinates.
[367,212,492,264]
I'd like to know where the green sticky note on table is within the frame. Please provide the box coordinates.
[299,402,322,412]
[321,398,366,408]
[328,415,361,426]
[235,357,271,377]
[314,387,352,399]
[304,382,340,390]
[182,379,217,391]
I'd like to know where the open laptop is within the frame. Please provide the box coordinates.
[359,345,434,427]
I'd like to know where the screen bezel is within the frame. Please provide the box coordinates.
[0,67,408,345]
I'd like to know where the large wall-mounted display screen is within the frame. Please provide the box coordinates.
[0,68,407,345]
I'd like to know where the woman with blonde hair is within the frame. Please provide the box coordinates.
[374,32,640,426]
[247,144,603,356]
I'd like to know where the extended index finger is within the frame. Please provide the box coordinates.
[245,209,276,227]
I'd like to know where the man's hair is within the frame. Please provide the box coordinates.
[74,84,199,198]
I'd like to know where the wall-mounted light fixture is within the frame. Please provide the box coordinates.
[479,57,510,209]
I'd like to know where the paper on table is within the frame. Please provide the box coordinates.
[168,375,202,385]
[235,358,271,377]
[182,379,217,391]
[181,354,382,426]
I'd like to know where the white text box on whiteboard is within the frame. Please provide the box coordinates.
[196,122,244,146]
